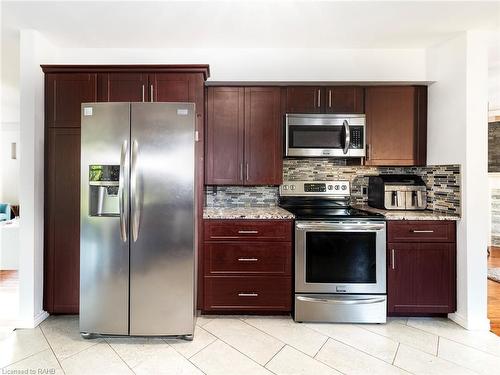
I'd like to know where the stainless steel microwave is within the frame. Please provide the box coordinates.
[285,114,366,157]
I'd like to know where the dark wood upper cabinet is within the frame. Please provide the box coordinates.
[286,86,364,114]
[44,128,81,313]
[286,87,323,113]
[365,86,427,166]
[150,73,192,102]
[244,87,282,185]
[98,72,148,102]
[205,87,245,185]
[45,73,97,127]
[205,87,282,185]
[325,86,364,113]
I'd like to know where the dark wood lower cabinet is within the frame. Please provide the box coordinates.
[203,219,293,313]
[387,221,457,315]
[204,276,292,312]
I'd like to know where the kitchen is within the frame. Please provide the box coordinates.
[1,1,499,374]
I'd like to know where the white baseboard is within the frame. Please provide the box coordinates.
[449,312,491,331]
[15,310,49,329]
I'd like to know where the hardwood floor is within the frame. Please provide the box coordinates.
[0,270,19,324]
[488,246,500,335]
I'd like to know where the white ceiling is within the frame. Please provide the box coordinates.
[2,0,500,49]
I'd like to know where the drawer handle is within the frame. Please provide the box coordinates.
[410,230,434,233]
[210,236,239,239]
[238,293,258,297]
[238,230,259,234]
[238,258,259,262]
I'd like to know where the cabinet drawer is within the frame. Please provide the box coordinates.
[388,221,456,243]
[204,220,292,241]
[204,276,292,311]
[204,242,291,276]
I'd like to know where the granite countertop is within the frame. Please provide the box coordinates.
[354,205,461,221]
[203,206,295,220]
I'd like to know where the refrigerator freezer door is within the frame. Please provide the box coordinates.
[80,103,131,335]
[129,103,195,336]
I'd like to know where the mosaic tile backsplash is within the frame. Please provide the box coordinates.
[205,160,461,215]
[205,185,278,208]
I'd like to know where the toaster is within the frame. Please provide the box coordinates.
[368,175,427,210]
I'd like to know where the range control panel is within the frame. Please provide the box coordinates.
[280,180,350,197]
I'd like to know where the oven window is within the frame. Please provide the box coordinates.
[305,232,376,283]
[289,125,344,149]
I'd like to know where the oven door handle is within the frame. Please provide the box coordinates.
[296,223,385,232]
[297,296,386,305]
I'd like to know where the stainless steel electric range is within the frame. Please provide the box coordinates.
[279,180,387,324]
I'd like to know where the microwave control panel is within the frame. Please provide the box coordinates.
[349,126,364,149]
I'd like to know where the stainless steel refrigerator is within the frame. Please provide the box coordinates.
[80,102,195,339]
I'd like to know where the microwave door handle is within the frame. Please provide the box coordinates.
[343,120,350,155]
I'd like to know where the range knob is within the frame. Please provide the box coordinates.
[290,185,296,190]
[341,185,347,190]
[282,185,289,190]
[327,185,333,190]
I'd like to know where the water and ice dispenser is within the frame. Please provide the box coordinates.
[88,165,120,216]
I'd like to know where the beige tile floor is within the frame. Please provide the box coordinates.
[1,315,500,374]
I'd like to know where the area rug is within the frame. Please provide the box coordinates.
[488,268,500,283]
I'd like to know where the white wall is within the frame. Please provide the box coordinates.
[16,30,53,328]
[0,124,19,205]
[44,47,427,82]
[0,24,20,205]
[427,31,490,330]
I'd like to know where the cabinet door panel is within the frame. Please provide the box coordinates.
[244,87,282,185]
[46,73,97,128]
[366,86,424,166]
[325,86,364,113]
[205,87,245,184]
[44,128,81,313]
[286,87,323,113]
[150,73,192,102]
[387,242,456,314]
[98,73,148,102]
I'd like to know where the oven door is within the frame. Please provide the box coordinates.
[295,221,386,294]
[285,114,365,157]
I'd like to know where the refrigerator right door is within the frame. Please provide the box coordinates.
[129,103,195,336]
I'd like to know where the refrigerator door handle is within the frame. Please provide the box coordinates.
[119,140,128,242]
[131,139,140,242]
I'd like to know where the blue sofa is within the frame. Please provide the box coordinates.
[0,204,11,221]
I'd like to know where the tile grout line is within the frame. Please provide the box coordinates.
[164,326,216,360]
[404,320,500,359]
[392,342,400,365]
[400,342,486,375]
[186,339,219,375]
[312,336,329,359]
[194,323,279,373]
[436,336,440,357]
[240,316,332,358]
[0,329,55,370]
[105,338,137,374]
[263,342,286,368]
[355,321,439,356]
[38,325,66,375]
[311,339,348,375]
